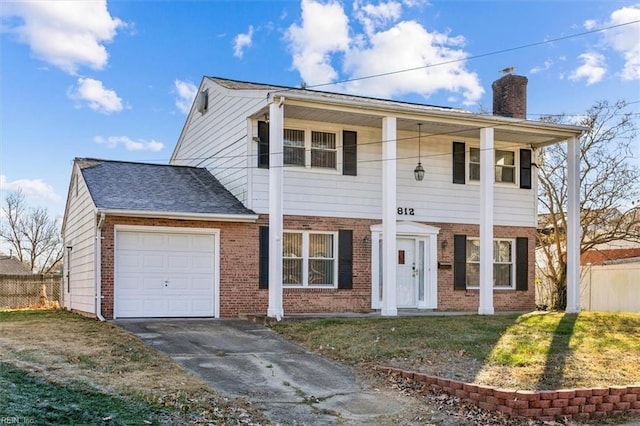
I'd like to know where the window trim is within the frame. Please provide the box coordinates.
[465,237,516,290]
[283,230,338,288]
[467,146,519,186]
[282,126,342,172]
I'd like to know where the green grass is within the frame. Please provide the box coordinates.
[0,363,165,425]
[272,312,640,390]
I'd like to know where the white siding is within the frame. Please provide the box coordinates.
[251,124,537,227]
[62,166,97,315]
[171,79,268,205]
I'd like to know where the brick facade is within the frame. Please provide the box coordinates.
[99,215,535,319]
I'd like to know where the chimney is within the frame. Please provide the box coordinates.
[492,74,528,119]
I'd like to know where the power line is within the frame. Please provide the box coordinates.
[288,20,640,91]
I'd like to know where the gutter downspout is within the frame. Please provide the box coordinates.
[95,212,106,321]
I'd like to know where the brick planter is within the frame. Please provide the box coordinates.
[380,366,640,422]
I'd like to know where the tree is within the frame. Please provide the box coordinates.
[0,190,63,274]
[536,100,640,310]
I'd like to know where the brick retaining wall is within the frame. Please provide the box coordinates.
[380,366,640,422]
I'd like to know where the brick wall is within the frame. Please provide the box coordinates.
[382,367,640,422]
[99,215,535,319]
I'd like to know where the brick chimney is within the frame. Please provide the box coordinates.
[492,74,528,119]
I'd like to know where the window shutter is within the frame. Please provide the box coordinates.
[520,149,532,189]
[453,142,466,184]
[258,121,269,169]
[516,237,529,291]
[259,226,269,289]
[338,230,353,289]
[453,234,467,290]
[343,131,357,176]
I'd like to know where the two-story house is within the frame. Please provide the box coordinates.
[61,74,585,320]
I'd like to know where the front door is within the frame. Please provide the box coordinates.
[396,238,418,307]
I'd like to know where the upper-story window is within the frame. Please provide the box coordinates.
[468,147,516,184]
[284,128,338,170]
[284,129,305,166]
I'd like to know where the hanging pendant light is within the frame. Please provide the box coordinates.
[414,123,425,181]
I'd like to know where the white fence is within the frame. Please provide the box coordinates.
[581,263,640,312]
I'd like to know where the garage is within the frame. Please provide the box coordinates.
[114,226,218,318]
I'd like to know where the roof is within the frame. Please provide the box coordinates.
[78,158,256,217]
[0,256,32,275]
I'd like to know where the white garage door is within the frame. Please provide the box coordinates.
[115,229,215,318]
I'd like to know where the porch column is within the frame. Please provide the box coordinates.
[566,136,581,313]
[478,127,495,315]
[381,116,398,316]
[267,98,284,319]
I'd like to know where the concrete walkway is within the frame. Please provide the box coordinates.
[115,319,411,425]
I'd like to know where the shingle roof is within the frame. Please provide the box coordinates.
[78,159,255,216]
[0,256,32,275]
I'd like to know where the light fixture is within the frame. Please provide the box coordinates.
[414,123,425,181]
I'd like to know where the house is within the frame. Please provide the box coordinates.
[0,255,32,275]
[62,74,585,320]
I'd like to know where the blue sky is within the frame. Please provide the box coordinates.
[1,0,639,224]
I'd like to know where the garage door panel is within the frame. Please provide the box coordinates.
[115,230,216,318]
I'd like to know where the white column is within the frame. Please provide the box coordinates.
[566,136,581,313]
[381,116,398,316]
[267,99,284,319]
[478,127,495,315]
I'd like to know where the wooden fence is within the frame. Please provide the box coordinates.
[0,274,62,308]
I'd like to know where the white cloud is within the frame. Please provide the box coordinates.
[602,5,640,80]
[354,0,402,36]
[173,80,198,114]
[233,25,254,58]
[0,175,61,203]
[94,136,164,152]
[285,0,350,85]
[1,1,124,75]
[285,0,483,105]
[584,19,597,30]
[530,58,553,74]
[68,78,123,114]
[569,52,607,85]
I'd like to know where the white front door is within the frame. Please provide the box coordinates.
[397,238,418,307]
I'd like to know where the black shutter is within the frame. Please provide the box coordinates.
[258,121,269,169]
[515,237,529,291]
[343,131,357,176]
[338,230,353,289]
[520,149,532,189]
[453,234,467,290]
[259,226,269,289]
[453,142,466,184]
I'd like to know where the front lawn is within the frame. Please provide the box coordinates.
[0,309,266,425]
[271,312,640,390]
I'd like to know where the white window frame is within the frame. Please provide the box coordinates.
[467,146,518,185]
[282,230,338,288]
[465,237,515,290]
[282,126,341,172]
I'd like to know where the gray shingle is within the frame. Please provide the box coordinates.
[79,159,255,216]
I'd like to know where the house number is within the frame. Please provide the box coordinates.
[397,207,415,216]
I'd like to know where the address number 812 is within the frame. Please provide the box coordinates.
[397,207,415,216]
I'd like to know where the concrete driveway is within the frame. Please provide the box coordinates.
[116,319,412,425]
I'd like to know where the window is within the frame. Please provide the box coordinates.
[311,131,337,169]
[469,148,480,181]
[465,238,514,288]
[284,129,305,166]
[468,147,516,183]
[495,150,515,183]
[283,231,336,287]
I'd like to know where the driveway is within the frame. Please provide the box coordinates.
[116,319,413,425]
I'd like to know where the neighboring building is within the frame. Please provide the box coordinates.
[62,74,585,320]
[0,255,32,275]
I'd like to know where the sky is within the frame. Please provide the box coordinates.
[0,0,639,228]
